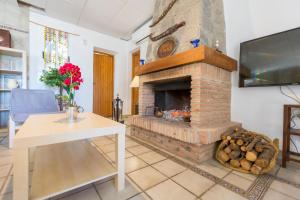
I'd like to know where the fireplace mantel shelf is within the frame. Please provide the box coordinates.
[136,45,237,76]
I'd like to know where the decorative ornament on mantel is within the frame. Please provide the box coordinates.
[140,59,145,65]
[149,0,178,28]
[149,21,186,42]
[190,39,200,48]
[156,37,178,58]
[58,63,84,121]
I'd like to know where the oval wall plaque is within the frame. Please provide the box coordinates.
[157,37,178,58]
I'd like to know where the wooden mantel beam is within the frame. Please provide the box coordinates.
[136,45,237,76]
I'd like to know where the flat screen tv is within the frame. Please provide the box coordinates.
[239,27,300,87]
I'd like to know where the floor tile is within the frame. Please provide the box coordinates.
[263,189,295,200]
[223,173,253,190]
[201,185,247,200]
[138,151,166,165]
[99,144,116,153]
[128,193,150,200]
[146,180,196,200]
[0,192,12,200]
[0,149,12,157]
[276,164,300,185]
[106,151,134,162]
[0,177,4,187]
[0,156,12,166]
[50,184,93,199]
[152,159,186,177]
[270,180,300,199]
[58,187,100,200]
[126,157,148,173]
[172,170,214,196]
[197,160,230,178]
[1,176,12,195]
[232,171,257,181]
[95,179,139,200]
[0,165,11,178]
[127,146,152,156]
[128,166,167,190]
[126,140,140,148]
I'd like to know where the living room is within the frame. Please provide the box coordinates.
[1,0,300,200]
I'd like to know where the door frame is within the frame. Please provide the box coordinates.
[93,50,115,116]
[131,49,140,115]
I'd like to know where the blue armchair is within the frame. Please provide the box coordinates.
[9,89,59,148]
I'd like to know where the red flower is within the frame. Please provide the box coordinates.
[64,78,71,86]
[59,63,83,90]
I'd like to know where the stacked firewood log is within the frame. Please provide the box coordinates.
[216,128,278,175]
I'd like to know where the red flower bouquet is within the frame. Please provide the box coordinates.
[58,63,83,107]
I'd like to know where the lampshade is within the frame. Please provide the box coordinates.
[130,76,140,88]
[7,79,18,89]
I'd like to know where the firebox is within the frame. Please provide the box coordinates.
[153,77,191,111]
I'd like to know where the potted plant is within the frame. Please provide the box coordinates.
[40,67,66,110]
[58,63,84,121]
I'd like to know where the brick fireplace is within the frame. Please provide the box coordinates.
[126,47,241,163]
[126,0,241,163]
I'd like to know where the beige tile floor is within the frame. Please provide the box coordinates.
[1,135,300,200]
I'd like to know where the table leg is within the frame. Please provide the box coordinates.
[115,128,125,191]
[13,148,29,200]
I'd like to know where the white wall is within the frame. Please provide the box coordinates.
[29,12,131,114]
[225,0,300,149]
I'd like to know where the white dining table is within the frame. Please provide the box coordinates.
[13,112,125,200]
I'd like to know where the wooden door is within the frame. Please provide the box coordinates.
[131,50,140,115]
[93,52,114,117]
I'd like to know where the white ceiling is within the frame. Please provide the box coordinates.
[22,0,155,39]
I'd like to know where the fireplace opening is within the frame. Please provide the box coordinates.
[152,77,191,122]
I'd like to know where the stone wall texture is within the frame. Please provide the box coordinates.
[146,0,226,62]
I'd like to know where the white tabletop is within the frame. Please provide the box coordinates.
[14,112,125,149]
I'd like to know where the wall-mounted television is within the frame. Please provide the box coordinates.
[239,27,300,87]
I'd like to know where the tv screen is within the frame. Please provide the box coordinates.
[239,27,300,87]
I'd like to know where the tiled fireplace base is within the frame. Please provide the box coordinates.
[126,116,241,144]
[128,125,216,164]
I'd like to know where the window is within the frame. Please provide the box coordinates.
[44,27,69,69]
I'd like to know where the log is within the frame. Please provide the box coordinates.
[230,159,241,168]
[255,142,272,153]
[230,143,239,151]
[255,149,275,168]
[246,137,261,151]
[254,142,264,152]
[236,139,244,146]
[221,128,235,140]
[240,146,247,152]
[250,164,262,175]
[240,158,252,171]
[224,146,232,154]
[229,150,241,160]
[246,151,257,162]
[218,150,230,162]
[219,141,228,149]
